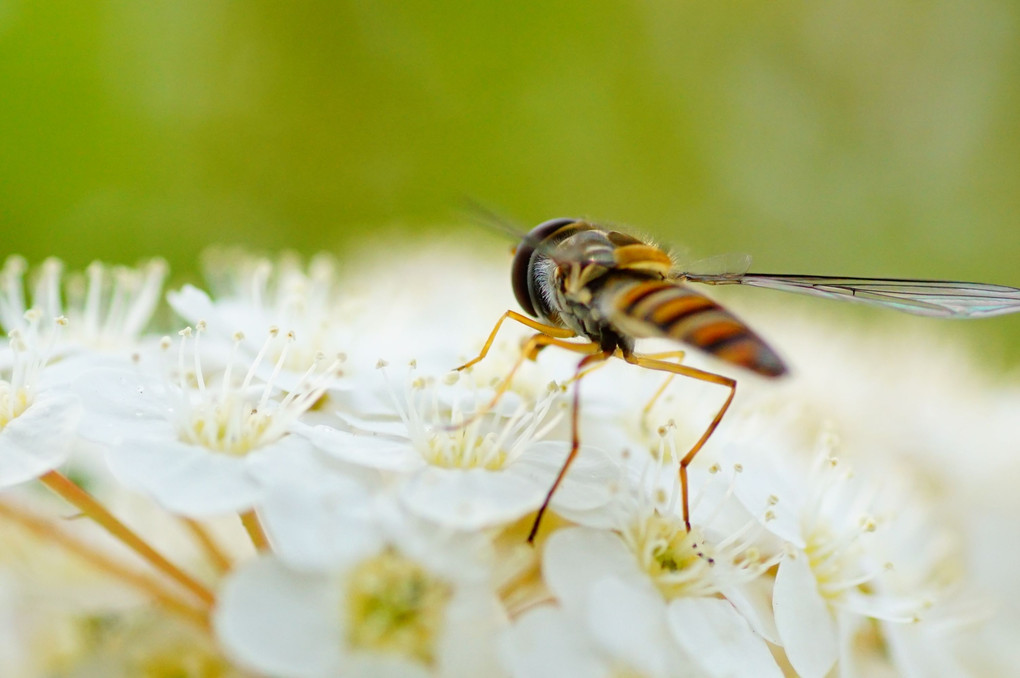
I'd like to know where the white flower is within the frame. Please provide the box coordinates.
[167,250,352,392]
[506,449,782,678]
[73,324,340,516]
[727,423,954,678]
[0,255,166,354]
[297,365,618,531]
[0,315,82,488]
[215,500,507,678]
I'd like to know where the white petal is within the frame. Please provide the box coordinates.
[72,368,174,446]
[668,597,783,678]
[435,586,508,678]
[105,439,263,516]
[543,527,652,608]
[260,480,383,571]
[718,578,781,645]
[587,577,675,677]
[215,555,342,678]
[773,553,838,678]
[400,466,544,530]
[731,449,806,548]
[512,442,617,512]
[296,423,423,472]
[166,284,216,326]
[0,391,81,487]
[499,606,608,678]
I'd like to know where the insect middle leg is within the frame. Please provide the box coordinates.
[527,348,614,543]
[622,352,736,532]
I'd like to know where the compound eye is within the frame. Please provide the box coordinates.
[511,218,578,318]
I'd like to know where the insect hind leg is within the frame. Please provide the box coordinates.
[622,351,736,532]
[622,349,687,421]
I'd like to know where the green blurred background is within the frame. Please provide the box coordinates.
[2,2,1018,362]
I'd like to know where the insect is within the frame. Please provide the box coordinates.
[455,217,1020,542]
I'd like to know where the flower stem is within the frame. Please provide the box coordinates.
[0,498,210,630]
[38,470,215,606]
[239,509,270,552]
[181,517,233,574]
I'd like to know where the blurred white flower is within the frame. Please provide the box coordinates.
[215,500,507,678]
[73,323,340,516]
[726,422,962,678]
[0,314,81,488]
[0,255,167,355]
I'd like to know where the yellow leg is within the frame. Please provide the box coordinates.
[624,349,687,417]
[622,351,736,532]
[455,310,575,372]
[448,330,600,431]
[527,348,614,543]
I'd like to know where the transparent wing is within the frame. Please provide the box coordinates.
[676,252,753,278]
[683,273,1020,318]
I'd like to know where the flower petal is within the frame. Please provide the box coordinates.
[499,606,608,678]
[105,439,264,516]
[587,577,676,677]
[543,527,652,607]
[773,553,838,678]
[260,478,383,571]
[0,391,81,487]
[512,442,617,512]
[296,423,423,472]
[400,466,544,530]
[215,556,342,678]
[668,597,783,678]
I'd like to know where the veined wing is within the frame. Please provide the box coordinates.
[683,273,1020,318]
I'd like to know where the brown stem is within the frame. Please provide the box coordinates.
[239,509,270,552]
[181,517,233,574]
[0,498,209,630]
[39,470,215,607]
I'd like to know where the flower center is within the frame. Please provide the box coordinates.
[803,519,874,602]
[345,549,453,666]
[422,429,509,470]
[168,324,341,456]
[179,398,272,456]
[0,383,30,430]
[626,512,714,599]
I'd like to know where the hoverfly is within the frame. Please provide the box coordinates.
[454,217,1020,542]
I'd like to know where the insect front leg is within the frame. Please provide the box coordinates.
[622,352,736,533]
[447,329,599,432]
[454,310,575,372]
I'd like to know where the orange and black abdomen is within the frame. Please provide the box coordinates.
[602,276,788,377]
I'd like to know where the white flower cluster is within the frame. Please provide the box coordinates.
[0,248,1017,677]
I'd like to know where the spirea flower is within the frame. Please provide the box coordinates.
[0,314,82,488]
[295,363,618,531]
[73,323,341,516]
[0,245,1014,678]
[0,256,167,355]
[215,499,507,678]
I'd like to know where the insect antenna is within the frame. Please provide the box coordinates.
[459,198,529,247]
[459,199,585,261]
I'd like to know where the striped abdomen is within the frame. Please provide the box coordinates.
[600,276,787,377]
